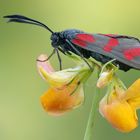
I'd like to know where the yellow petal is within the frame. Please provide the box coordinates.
[99,96,138,132]
[128,97,140,109]
[121,79,140,109]
[40,80,84,116]
[37,55,89,88]
[39,66,78,88]
[121,79,140,100]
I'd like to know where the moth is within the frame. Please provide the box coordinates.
[4,15,140,71]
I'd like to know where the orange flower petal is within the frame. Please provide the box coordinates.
[40,81,84,116]
[100,96,138,132]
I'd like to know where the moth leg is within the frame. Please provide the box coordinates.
[36,49,56,62]
[56,49,62,70]
[58,47,72,55]
[65,39,93,70]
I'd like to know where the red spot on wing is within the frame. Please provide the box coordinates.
[103,38,119,52]
[72,39,87,47]
[72,34,95,48]
[76,34,95,43]
[124,48,140,60]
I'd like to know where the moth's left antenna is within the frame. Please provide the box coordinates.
[3,14,54,33]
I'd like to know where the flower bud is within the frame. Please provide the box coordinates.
[97,70,114,88]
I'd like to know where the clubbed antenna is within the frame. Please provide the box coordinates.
[3,14,54,33]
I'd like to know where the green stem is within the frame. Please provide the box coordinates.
[83,67,101,140]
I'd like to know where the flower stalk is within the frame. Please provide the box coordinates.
[84,66,101,140]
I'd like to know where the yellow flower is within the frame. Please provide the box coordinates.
[37,54,92,116]
[99,79,140,132]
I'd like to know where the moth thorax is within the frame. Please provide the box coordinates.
[51,32,62,47]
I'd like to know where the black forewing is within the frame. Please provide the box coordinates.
[70,33,140,70]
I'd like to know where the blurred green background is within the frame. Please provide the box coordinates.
[0,0,140,140]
